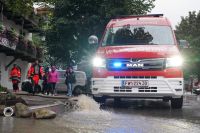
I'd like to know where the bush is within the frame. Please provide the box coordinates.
[5,28,18,43]
[0,84,7,92]
[0,22,5,33]
[0,22,6,37]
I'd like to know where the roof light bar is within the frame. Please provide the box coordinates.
[116,14,164,19]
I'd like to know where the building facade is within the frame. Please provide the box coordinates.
[0,9,42,89]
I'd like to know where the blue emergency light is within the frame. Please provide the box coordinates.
[113,62,122,68]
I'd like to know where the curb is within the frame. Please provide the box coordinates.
[29,102,64,110]
[15,91,70,100]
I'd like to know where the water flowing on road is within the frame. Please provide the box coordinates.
[57,95,113,133]
[1,95,200,133]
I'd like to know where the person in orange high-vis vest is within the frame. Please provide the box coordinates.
[28,60,44,94]
[10,64,21,92]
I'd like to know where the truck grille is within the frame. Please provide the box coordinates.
[113,86,157,93]
[138,87,157,92]
[107,58,165,71]
[114,86,132,92]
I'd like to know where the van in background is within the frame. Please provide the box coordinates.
[56,70,87,95]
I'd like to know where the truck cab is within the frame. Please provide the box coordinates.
[89,14,184,109]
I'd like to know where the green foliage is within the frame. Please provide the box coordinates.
[5,28,18,42]
[0,84,7,92]
[32,33,44,47]
[176,11,200,79]
[1,0,56,16]
[2,0,33,16]
[46,0,155,65]
[0,21,5,33]
[176,11,200,46]
[0,0,55,46]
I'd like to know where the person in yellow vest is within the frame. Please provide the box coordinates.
[10,64,21,92]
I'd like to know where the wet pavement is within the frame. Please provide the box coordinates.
[1,94,200,133]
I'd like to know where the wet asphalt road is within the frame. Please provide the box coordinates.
[0,94,200,133]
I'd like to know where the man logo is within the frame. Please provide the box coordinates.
[126,63,144,68]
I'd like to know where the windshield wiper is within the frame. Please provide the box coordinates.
[148,42,159,45]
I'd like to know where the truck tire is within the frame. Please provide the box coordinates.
[171,97,183,109]
[93,96,106,104]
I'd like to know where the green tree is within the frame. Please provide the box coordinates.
[0,0,55,16]
[46,0,155,65]
[176,11,200,79]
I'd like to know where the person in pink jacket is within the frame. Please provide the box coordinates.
[48,66,58,96]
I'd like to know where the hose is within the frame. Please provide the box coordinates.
[3,107,14,117]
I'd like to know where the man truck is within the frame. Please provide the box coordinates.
[88,14,184,109]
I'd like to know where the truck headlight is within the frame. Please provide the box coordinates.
[166,56,183,68]
[92,57,106,68]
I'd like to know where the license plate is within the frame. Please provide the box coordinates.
[122,80,149,87]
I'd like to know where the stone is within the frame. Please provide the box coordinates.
[33,108,56,119]
[0,96,27,107]
[15,97,27,105]
[15,103,32,118]
[18,110,32,118]
[10,106,15,115]
[6,93,16,100]
[0,93,7,103]
[0,91,27,106]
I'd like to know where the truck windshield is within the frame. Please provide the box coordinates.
[102,26,175,46]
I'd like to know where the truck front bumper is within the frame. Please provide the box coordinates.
[91,76,183,99]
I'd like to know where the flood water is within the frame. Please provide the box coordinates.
[1,95,200,133]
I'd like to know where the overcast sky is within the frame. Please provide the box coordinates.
[150,0,200,29]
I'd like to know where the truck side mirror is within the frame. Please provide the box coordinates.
[88,35,98,45]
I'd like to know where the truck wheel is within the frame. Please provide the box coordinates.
[171,97,183,109]
[93,96,106,104]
